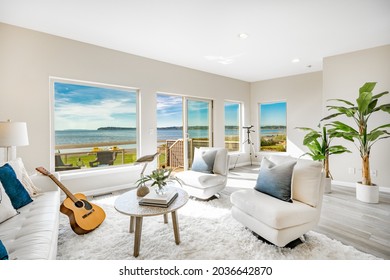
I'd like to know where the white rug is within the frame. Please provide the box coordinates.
[57,191,379,260]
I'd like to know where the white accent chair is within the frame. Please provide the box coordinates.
[230,155,325,247]
[175,147,229,200]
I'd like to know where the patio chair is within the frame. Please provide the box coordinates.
[55,155,81,171]
[89,151,117,167]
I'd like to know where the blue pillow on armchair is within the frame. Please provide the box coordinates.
[254,157,297,203]
[0,163,32,209]
[0,240,8,260]
[191,148,218,174]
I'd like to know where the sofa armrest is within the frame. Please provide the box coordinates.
[30,172,60,193]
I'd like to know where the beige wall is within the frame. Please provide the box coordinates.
[250,71,323,161]
[323,45,390,189]
[0,23,250,193]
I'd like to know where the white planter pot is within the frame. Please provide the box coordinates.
[324,177,332,194]
[356,182,379,203]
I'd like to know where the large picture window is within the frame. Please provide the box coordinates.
[224,101,241,152]
[258,101,287,152]
[52,79,138,171]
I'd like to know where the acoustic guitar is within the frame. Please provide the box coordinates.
[36,167,106,235]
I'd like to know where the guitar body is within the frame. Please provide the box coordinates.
[60,193,106,235]
[35,167,106,235]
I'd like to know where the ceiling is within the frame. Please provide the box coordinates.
[1,0,389,82]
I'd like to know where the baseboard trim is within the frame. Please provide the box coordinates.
[332,180,390,193]
[60,184,134,200]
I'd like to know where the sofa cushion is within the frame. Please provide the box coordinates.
[0,190,60,260]
[0,240,8,260]
[0,163,33,209]
[291,159,323,207]
[175,170,226,189]
[7,158,40,196]
[0,182,19,224]
[255,157,296,202]
[191,148,217,173]
[231,189,318,229]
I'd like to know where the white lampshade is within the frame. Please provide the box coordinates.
[0,121,29,147]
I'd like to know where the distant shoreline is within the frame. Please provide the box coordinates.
[58,125,241,131]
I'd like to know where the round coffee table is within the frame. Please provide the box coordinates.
[114,186,189,257]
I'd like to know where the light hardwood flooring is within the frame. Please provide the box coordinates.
[224,165,390,260]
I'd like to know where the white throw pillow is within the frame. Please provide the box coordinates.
[7,158,40,196]
[199,147,228,175]
[291,159,323,207]
[0,181,18,224]
[268,154,295,165]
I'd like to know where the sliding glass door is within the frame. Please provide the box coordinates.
[186,98,213,167]
[156,94,212,170]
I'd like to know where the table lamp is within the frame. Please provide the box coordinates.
[0,120,29,162]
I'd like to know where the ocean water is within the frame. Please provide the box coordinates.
[260,128,286,136]
[55,128,240,146]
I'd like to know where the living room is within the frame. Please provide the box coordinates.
[0,0,389,278]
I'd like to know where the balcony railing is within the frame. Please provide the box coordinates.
[55,138,240,171]
[55,141,136,171]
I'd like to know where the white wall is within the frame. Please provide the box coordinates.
[0,23,250,194]
[250,71,323,161]
[1,23,389,194]
[323,45,390,189]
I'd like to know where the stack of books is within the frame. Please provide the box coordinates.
[139,188,178,208]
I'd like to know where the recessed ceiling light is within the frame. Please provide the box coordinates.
[238,33,249,39]
[291,58,300,63]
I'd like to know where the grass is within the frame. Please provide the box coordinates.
[260,134,286,152]
[60,152,137,168]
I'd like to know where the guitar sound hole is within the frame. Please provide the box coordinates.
[74,201,84,208]
[82,200,93,210]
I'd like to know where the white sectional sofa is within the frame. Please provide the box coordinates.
[0,172,60,260]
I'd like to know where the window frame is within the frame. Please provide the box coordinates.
[49,77,140,172]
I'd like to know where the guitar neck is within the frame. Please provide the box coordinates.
[47,174,78,203]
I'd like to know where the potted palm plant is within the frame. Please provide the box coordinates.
[322,82,390,203]
[296,124,350,193]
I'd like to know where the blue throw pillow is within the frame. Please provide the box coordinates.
[191,148,217,174]
[0,163,32,209]
[0,240,8,260]
[254,157,297,203]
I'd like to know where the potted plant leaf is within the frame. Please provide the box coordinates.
[136,168,181,195]
[322,82,390,203]
[296,124,350,193]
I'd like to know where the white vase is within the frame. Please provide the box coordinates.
[324,177,332,194]
[356,182,379,203]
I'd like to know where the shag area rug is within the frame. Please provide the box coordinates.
[57,191,379,260]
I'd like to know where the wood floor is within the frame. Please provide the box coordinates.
[225,165,390,260]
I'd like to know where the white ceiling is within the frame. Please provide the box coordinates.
[1,0,389,82]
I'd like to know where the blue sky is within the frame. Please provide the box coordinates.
[224,102,239,126]
[259,101,287,127]
[156,94,210,128]
[156,94,183,127]
[54,82,137,130]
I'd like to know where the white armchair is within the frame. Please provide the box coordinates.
[175,147,229,200]
[230,155,325,247]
